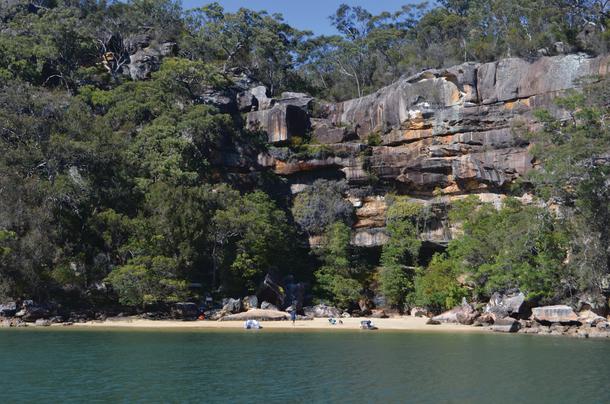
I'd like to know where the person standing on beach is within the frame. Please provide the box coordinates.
[290,308,297,325]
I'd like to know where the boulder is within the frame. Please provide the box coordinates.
[283,279,305,312]
[242,295,259,310]
[596,321,609,331]
[171,302,199,320]
[426,318,441,325]
[256,274,285,308]
[260,301,278,311]
[34,319,51,327]
[532,305,579,323]
[222,298,243,314]
[432,301,479,325]
[251,86,274,110]
[473,312,495,327]
[371,309,389,318]
[203,309,225,321]
[0,301,17,317]
[578,310,606,326]
[303,304,341,318]
[15,301,50,322]
[410,307,428,317]
[484,291,528,319]
[575,292,609,317]
[219,308,289,322]
[492,317,521,333]
[128,42,175,80]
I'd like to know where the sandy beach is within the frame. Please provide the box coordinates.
[74,315,487,332]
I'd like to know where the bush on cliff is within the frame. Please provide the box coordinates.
[292,180,354,235]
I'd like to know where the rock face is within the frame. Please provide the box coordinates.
[256,274,285,309]
[249,53,609,248]
[532,305,579,323]
[247,94,313,144]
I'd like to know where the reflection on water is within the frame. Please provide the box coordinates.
[0,329,609,403]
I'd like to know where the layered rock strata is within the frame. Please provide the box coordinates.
[245,53,609,247]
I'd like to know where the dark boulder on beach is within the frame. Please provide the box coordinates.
[222,298,243,314]
[171,302,199,320]
[0,302,17,317]
[15,301,50,322]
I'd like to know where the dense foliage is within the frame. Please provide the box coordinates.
[0,0,608,312]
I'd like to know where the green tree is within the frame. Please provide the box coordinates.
[447,196,567,301]
[378,197,424,307]
[527,78,610,296]
[411,253,468,313]
[314,222,361,308]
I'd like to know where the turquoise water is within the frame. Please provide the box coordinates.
[0,329,609,403]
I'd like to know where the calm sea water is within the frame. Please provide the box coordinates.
[0,328,609,403]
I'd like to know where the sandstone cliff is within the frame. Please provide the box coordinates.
[243,53,609,248]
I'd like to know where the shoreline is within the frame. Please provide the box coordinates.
[70,316,489,333]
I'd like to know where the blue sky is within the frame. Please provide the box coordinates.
[181,0,418,36]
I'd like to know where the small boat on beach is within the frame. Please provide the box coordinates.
[244,319,262,329]
[360,320,378,330]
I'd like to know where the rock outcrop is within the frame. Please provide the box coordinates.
[532,305,579,323]
[484,291,529,320]
[246,53,609,248]
[431,301,479,325]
